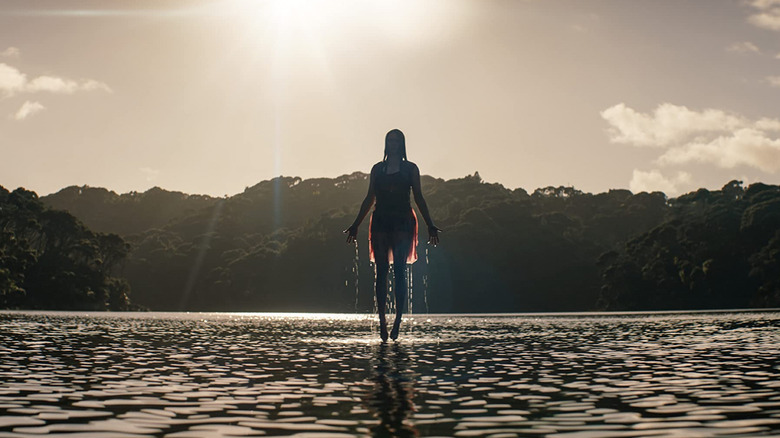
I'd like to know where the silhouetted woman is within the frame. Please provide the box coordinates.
[345,129,440,341]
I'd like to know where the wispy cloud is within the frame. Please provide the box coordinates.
[629,169,692,195]
[0,63,111,97]
[767,75,780,87]
[13,100,45,120]
[725,41,761,54]
[81,79,112,92]
[602,103,780,173]
[747,0,780,31]
[140,167,160,182]
[1,47,20,58]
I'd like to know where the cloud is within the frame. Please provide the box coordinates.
[629,169,692,195]
[26,75,81,94]
[1,47,20,58]
[767,75,780,87]
[747,0,780,31]
[81,79,112,93]
[0,63,112,97]
[602,103,780,173]
[726,41,761,54]
[749,13,780,30]
[752,0,780,6]
[140,167,160,182]
[600,103,747,147]
[658,128,780,172]
[13,100,45,120]
[0,63,27,96]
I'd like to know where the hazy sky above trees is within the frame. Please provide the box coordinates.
[1,0,779,197]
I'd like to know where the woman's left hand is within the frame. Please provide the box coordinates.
[427,226,442,246]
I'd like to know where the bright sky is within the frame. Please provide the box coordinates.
[2,0,780,197]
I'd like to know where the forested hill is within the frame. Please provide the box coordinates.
[41,185,218,236]
[9,175,780,312]
[0,187,132,310]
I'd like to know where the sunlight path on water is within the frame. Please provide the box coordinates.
[2,311,780,436]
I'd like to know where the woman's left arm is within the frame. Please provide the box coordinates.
[411,163,441,245]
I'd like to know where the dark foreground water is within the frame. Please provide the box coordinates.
[1,311,780,437]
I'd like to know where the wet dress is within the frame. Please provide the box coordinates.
[368,161,419,265]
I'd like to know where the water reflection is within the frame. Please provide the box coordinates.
[367,343,418,437]
[1,311,780,436]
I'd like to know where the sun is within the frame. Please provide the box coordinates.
[220,0,471,49]
[225,0,342,35]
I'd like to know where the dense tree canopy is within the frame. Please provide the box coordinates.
[5,175,774,312]
[1,186,131,310]
[598,181,780,310]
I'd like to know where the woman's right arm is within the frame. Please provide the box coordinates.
[344,166,377,243]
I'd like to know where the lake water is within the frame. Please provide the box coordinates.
[1,310,779,437]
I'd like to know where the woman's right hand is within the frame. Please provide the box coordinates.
[344,225,358,244]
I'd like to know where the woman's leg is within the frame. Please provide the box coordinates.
[390,232,413,340]
[372,232,391,341]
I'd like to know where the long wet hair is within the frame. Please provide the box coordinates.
[383,129,407,162]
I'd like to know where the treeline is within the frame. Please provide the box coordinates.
[598,181,780,310]
[0,186,132,310]
[24,173,778,312]
[43,185,216,236]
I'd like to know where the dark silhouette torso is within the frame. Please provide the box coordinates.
[372,161,415,234]
[375,162,411,213]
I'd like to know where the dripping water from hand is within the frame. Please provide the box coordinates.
[371,261,377,335]
[353,242,359,311]
[408,263,413,336]
[388,264,395,316]
[423,247,430,314]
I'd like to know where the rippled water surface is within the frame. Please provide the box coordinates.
[1,311,780,437]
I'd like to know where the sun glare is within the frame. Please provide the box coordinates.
[204,0,470,190]
[224,0,471,48]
